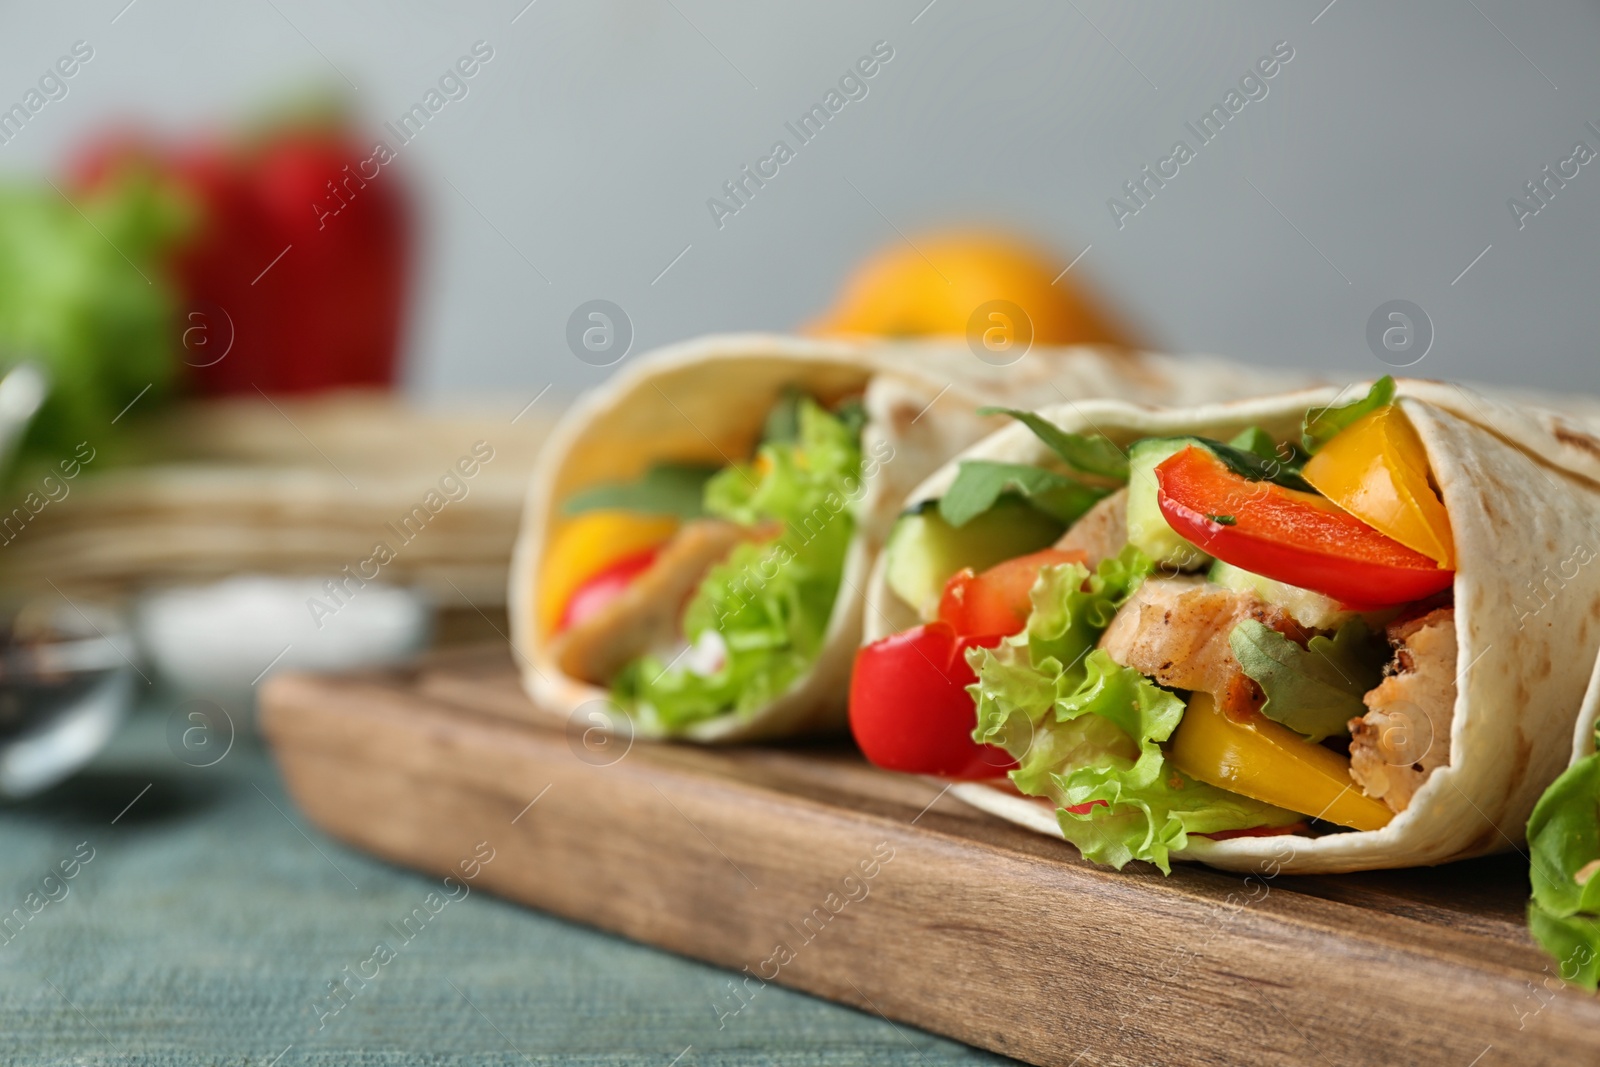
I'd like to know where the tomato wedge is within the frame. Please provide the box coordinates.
[937,548,1088,638]
[1155,445,1453,607]
[849,623,1015,779]
[558,547,661,632]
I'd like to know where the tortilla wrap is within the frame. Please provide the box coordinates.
[509,332,1311,743]
[861,381,1600,874]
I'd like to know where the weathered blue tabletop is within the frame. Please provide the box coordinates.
[0,697,1017,1066]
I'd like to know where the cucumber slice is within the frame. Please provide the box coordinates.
[1126,438,1211,572]
[884,498,1064,618]
[1207,560,1354,630]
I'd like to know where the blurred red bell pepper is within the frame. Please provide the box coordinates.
[70,112,409,396]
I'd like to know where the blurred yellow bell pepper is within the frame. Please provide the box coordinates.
[805,232,1136,347]
[538,510,678,635]
[1302,404,1454,568]
[1169,691,1393,832]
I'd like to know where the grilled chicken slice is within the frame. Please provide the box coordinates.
[550,519,758,684]
[1097,576,1299,715]
[1348,607,1456,814]
[1054,487,1128,570]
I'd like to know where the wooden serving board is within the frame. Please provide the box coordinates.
[258,646,1600,1067]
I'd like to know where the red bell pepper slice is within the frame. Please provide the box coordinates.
[849,623,1016,779]
[1197,821,1309,841]
[1155,446,1453,607]
[937,548,1088,638]
[557,547,661,632]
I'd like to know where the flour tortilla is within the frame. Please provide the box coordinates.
[509,332,1311,744]
[862,381,1600,874]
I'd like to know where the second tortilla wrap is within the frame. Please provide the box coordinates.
[861,381,1600,874]
[509,332,1310,743]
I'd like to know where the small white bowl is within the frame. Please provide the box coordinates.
[136,575,432,698]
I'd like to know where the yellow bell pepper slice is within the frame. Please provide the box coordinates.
[1302,404,1454,568]
[1168,691,1393,832]
[537,510,679,635]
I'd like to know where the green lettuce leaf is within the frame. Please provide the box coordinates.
[977,407,1129,480]
[1047,656,1298,871]
[617,398,860,728]
[970,549,1153,755]
[939,461,1107,528]
[969,552,1153,789]
[1527,741,1600,990]
[562,462,721,519]
[1528,908,1600,992]
[968,547,1296,872]
[1302,376,1395,453]
[1231,619,1387,743]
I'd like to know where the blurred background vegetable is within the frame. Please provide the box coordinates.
[0,98,411,479]
[0,170,187,469]
[70,105,410,397]
[806,230,1134,348]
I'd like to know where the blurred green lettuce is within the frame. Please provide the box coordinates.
[617,398,861,729]
[0,168,189,474]
[1527,727,1600,991]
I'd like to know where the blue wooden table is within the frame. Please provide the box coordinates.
[0,698,1018,1066]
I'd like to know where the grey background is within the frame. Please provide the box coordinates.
[3,0,1597,401]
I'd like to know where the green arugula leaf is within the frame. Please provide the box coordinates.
[1526,744,1600,991]
[1227,426,1278,461]
[764,388,865,446]
[761,392,800,444]
[562,462,721,519]
[1302,376,1396,453]
[1227,426,1307,471]
[979,407,1129,481]
[760,387,806,444]
[938,460,1108,528]
[833,397,868,441]
[1206,438,1311,491]
[1230,619,1387,742]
